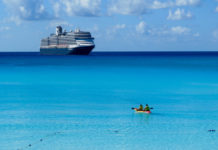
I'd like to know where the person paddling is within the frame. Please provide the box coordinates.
[144,104,150,111]
[132,104,153,113]
[138,104,143,111]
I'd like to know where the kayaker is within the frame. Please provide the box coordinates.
[138,104,143,111]
[144,104,150,111]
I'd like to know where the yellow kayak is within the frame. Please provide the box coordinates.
[134,108,151,114]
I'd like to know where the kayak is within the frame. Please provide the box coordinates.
[134,108,151,114]
[135,110,151,114]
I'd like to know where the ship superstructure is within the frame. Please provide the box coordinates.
[40,26,95,55]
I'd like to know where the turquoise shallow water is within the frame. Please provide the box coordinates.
[0,53,218,150]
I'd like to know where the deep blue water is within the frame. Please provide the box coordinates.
[0,52,218,150]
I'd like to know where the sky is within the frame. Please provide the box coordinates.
[0,0,218,52]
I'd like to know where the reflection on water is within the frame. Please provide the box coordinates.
[132,112,151,123]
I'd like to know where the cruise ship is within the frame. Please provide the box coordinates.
[40,26,95,55]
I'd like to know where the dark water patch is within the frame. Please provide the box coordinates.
[1,51,218,56]
[0,52,218,73]
[208,130,216,132]
[92,51,218,56]
[0,52,39,56]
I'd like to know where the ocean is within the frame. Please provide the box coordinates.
[0,52,218,150]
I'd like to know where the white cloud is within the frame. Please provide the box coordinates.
[151,0,200,9]
[135,21,192,37]
[114,24,126,29]
[53,2,61,18]
[167,8,192,20]
[1,0,200,24]
[175,0,200,6]
[2,0,51,21]
[193,32,200,37]
[213,0,218,13]
[213,30,218,39]
[136,21,146,34]
[108,0,200,15]
[2,0,102,23]
[111,24,126,33]
[171,26,190,34]
[148,25,191,36]
[215,6,218,12]
[0,26,11,32]
[60,0,101,17]
[38,4,45,14]
[151,1,174,9]
[108,0,149,15]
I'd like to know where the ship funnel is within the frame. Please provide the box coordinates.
[56,26,62,35]
[75,28,80,33]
